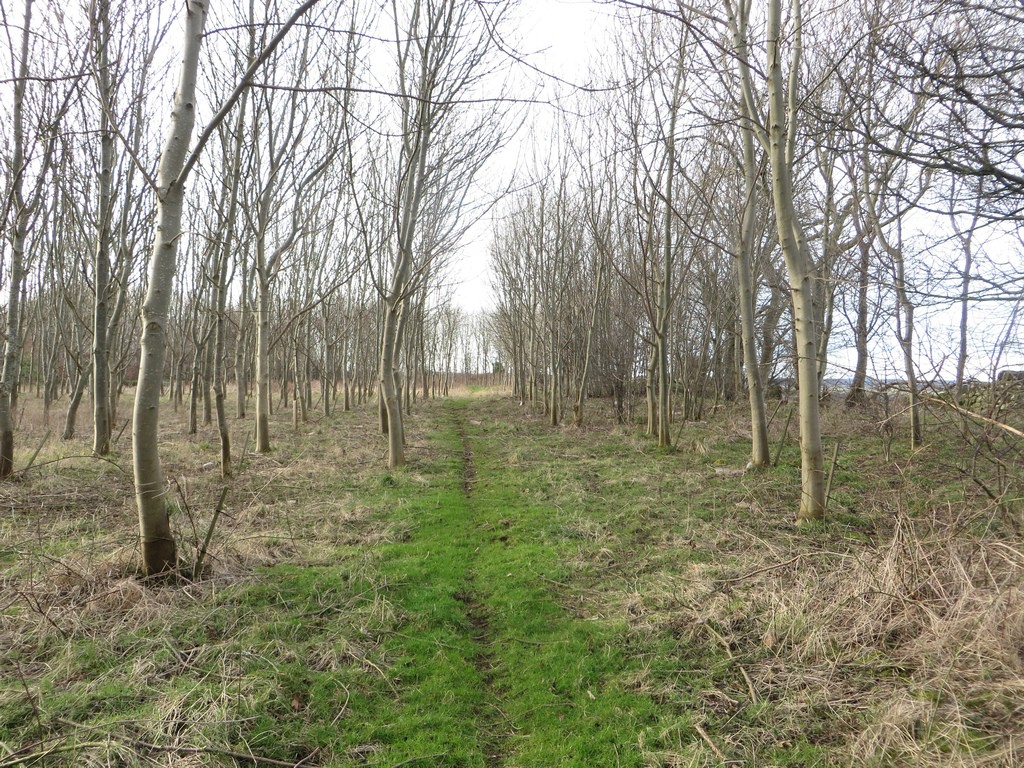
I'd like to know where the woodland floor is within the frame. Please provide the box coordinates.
[1,388,1022,767]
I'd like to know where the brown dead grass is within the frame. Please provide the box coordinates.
[512,395,1024,766]
[0,386,403,635]
[636,503,1024,766]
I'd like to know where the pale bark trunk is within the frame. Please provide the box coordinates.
[380,302,405,466]
[133,0,208,575]
[846,218,872,406]
[202,339,214,425]
[655,57,685,449]
[736,124,770,467]
[63,361,92,441]
[381,76,430,467]
[955,251,971,395]
[727,0,772,460]
[255,270,272,452]
[573,259,605,427]
[766,0,825,521]
[188,326,208,435]
[214,232,233,475]
[548,337,560,427]
[235,262,249,418]
[893,246,923,448]
[645,345,656,435]
[951,183,981,397]
[656,334,670,446]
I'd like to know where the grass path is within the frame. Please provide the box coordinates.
[363,398,672,766]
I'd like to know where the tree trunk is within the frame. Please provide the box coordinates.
[736,121,771,467]
[0,0,35,479]
[62,362,92,441]
[133,0,208,575]
[255,271,272,452]
[573,258,605,427]
[766,0,825,521]
[893,245,923,448]
[846,223,872,406]
[645,345,657,435]
[235,279,249,418]
[91,0,114,457]
[380,301,405,467]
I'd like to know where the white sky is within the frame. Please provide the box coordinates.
[450,0,616,314]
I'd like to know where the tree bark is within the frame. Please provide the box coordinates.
[91,0,114,456]
[735,123,771,467]
[133,0,208,575]
[0,0,35,479]
[766,0,825,521]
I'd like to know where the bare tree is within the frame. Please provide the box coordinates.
[377,0,513,467]
[0,0,77,477]
[132,0,322,575]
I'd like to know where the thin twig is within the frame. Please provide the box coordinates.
[48,719,316,768]
[694,720,731,764]
[773,404,795,466]
[0,741,111,767]
[702,624,759,705]
[16,430,50,477]
[717,551,853,584]
[924,396,1024,438]
[193,486,229,580]
[824,442,840,514]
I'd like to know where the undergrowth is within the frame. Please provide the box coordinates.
[0,389,1021,766]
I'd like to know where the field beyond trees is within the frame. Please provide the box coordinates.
[1,390,1021,767]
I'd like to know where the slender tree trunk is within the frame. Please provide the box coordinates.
[235,270,249,418]
[654,57,684,449]
[213,89,248,476]
[202,338,214,425]
[188,330,206,435]
[573,259,605,427]
[0,0,35,478]
[645,345,656,435]
[133,0,208,575]
[766,0,825,521]
[255,271,272,452]
[955,251,972,395]
[91,0,114,456]
[380,301,405,467]
[846,230,872,406]
[62,361,92,441]
[892,246,923,448]
[952,181,981,397]
[736,123,770,467]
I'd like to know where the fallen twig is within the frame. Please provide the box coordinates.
[702,623,758,705]
[924,396,1024,438]
[694,720,733,764]
[717,550,853,585]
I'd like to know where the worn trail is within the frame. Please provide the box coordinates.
[453,409,509,767]
[368,397,670,766]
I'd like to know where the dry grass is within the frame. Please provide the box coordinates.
[613,502,1024,766]
[0,384,399,648]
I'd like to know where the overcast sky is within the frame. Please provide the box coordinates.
[450,0,617,314]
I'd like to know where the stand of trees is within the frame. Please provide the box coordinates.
[0,0,1020,573]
